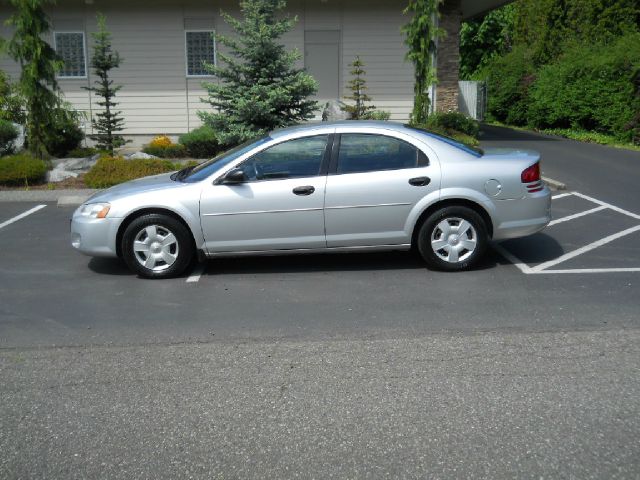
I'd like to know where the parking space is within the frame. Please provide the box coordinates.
[0,194,639,349]
[495,191,640,274]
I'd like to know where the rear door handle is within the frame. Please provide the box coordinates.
[292,185,315,196]
[409,176,431,187]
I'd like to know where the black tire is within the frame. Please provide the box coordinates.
[121,213,195,279]
[417,206,488,271]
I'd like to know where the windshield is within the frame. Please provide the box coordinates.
[180,135,271,183]
[405,125,483,157]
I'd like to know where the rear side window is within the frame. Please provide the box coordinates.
[240,135,328,181]
[337,134,424,174]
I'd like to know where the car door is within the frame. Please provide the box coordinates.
[324,131,440,248]
[200,134,332,253]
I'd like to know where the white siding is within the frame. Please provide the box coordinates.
[0,0,414,144]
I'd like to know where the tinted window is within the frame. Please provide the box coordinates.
[240,135,328,181]
[337,134,421,174]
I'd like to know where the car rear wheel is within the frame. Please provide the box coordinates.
[417,206,488,271]
[122,213,194,279]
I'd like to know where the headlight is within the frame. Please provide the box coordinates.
[78,203,111,219]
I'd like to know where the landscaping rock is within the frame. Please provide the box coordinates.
[321,100,349,121]
[47,154,100,183]
[127,151,158,160]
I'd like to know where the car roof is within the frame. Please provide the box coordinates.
[270,121,411,139]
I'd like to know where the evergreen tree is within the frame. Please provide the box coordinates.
[85,13,127,155]
[3,0,62,159]
[341,56,377,120]
[199,0,318,146]
[402,0,444,124]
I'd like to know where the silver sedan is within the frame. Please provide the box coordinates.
[71,121,551,278]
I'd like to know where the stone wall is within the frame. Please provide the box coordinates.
[436,0,462,112]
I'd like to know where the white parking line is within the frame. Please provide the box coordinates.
[530,224,640,273]
[548,205,607,226]
[186,263,206,283]
[0,205,47,230]
[552,192,573,200]
[496,191,640,275]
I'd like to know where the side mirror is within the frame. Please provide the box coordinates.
[221,168,246,185]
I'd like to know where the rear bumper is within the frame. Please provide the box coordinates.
[491,188,552,240]
[70,214,121,257]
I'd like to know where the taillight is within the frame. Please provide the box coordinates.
[521,162,540,183]
[522,162,543,193]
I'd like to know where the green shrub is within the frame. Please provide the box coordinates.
[0,70,24,124]
[423,112,480,137]
[527,33,640,143]
[65,147,99,158]
[142,143,188,159]
[364,110,392,121]
[0,153,48,186]
[0,119,19,156]
[44,109,84,158]
[84,156,180,188]
[477,46,536,125]
[409,123,480,148]
[178,125,220,158]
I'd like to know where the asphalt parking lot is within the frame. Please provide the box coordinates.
[0,186,638,348]
[1,127,639,478]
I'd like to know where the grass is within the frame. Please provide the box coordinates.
[486,121,640,152]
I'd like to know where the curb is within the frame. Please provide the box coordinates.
[0,189,98,205]
[542,176,567,191]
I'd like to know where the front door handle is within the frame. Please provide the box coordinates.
[409,176,431,187]
[292,185,315,196]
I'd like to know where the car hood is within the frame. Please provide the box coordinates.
[85,172,185,203]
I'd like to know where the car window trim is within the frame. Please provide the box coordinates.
[328,132,429,176]
[235,133,334,183]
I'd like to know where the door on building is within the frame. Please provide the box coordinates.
[304,30,340,100]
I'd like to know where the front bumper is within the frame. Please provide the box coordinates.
[71,214,122,257]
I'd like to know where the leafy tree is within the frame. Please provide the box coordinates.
[459,4,515,79]
[0,70,25,124]
[199,0,318,146]
[402,0,444,124]
[3,0,62,159]
[341,56,377,120]
[85,13,128,155]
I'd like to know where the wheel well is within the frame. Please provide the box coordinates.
[411,199,494,247]
[115,208,196,258]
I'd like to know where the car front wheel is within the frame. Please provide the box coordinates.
[122,213,194,279]
[417,206,488,271]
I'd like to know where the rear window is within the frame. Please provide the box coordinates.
[405,126,483,158]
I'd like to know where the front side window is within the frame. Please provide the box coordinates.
[240,135,329,181]
[54,32,86,78]
[337,134,422,174]
[186,31,216,76]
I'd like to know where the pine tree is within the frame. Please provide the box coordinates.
[3,0,62,159]
[341,56,377,120]
[85,13,127,155]
[199,0,318,146]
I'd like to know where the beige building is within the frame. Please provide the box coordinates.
[0,0,507,145]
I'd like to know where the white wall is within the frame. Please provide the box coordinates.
[0,0,414,144]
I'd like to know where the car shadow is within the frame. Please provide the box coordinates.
[493,233,565,266]
[87,257,132,276]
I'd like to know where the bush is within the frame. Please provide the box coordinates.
[178,125,221,158]
[0,70,24,124]
[0,153,48,186]
[527,33,640,143]
[149,135,173,148]
[65,147,99,158]
[142,143,188,158]
[84,156,181,188]
[477,46,536,125]
[364,110,392,121]
[0,120,19,156]
[44,109,84,158]
[423,112,480,137]
[409,123,480,148]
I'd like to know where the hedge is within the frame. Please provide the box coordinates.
[178,125,221,158]
[0,153,48,186]
[142,143,188,158]
[84,156,182,188]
